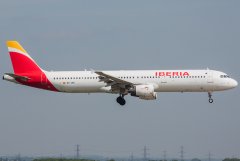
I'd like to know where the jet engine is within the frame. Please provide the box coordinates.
[130,84,157,100]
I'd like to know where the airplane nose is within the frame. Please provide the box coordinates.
[230,79,238,88]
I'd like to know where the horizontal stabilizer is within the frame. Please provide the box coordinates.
[4,73,30,82]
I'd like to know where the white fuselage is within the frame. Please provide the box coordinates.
[45,69,237,93]
[4,41,238,105]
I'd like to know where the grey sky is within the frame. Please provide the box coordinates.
[0,0,239,159]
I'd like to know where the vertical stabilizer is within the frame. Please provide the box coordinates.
[6,41,42,75]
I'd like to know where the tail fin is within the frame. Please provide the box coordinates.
[6,41,43,75]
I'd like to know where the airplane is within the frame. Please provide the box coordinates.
[3,41,238,105]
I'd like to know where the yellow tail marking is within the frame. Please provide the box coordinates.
[6,41,27,54]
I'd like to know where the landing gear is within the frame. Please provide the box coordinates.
[208,92,213,103]
[116,95,126,106]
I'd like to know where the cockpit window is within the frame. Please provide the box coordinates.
[220,75,230,78]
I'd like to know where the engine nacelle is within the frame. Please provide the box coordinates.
[130,84,157,100]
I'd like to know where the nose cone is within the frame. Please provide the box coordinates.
[230,79,238,88]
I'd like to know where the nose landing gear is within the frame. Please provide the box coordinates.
[208,92,213,103]
[116,94,126,106]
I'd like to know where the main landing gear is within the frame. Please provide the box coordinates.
[208,92,213,103]
[116,94,126,106]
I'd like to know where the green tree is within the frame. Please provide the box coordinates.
[191,158,201,161]
[223,158,240,161]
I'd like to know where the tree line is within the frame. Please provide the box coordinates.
[33,158,240,161]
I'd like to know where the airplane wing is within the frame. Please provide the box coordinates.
[95,71,134,92]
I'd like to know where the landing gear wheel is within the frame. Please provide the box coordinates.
[209,98,213,103]
[116,96,126,106]
[208,92,213,103]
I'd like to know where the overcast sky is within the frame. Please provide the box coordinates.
[0,0,240,159]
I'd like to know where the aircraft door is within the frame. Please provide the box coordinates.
[207,70,213,83]
[206,70,214,91]
[161,76,167,83]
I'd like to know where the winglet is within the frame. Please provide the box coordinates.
[90,68,95,74]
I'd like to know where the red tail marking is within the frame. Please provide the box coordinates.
[9,52,42,74]
[9,52,58,92]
